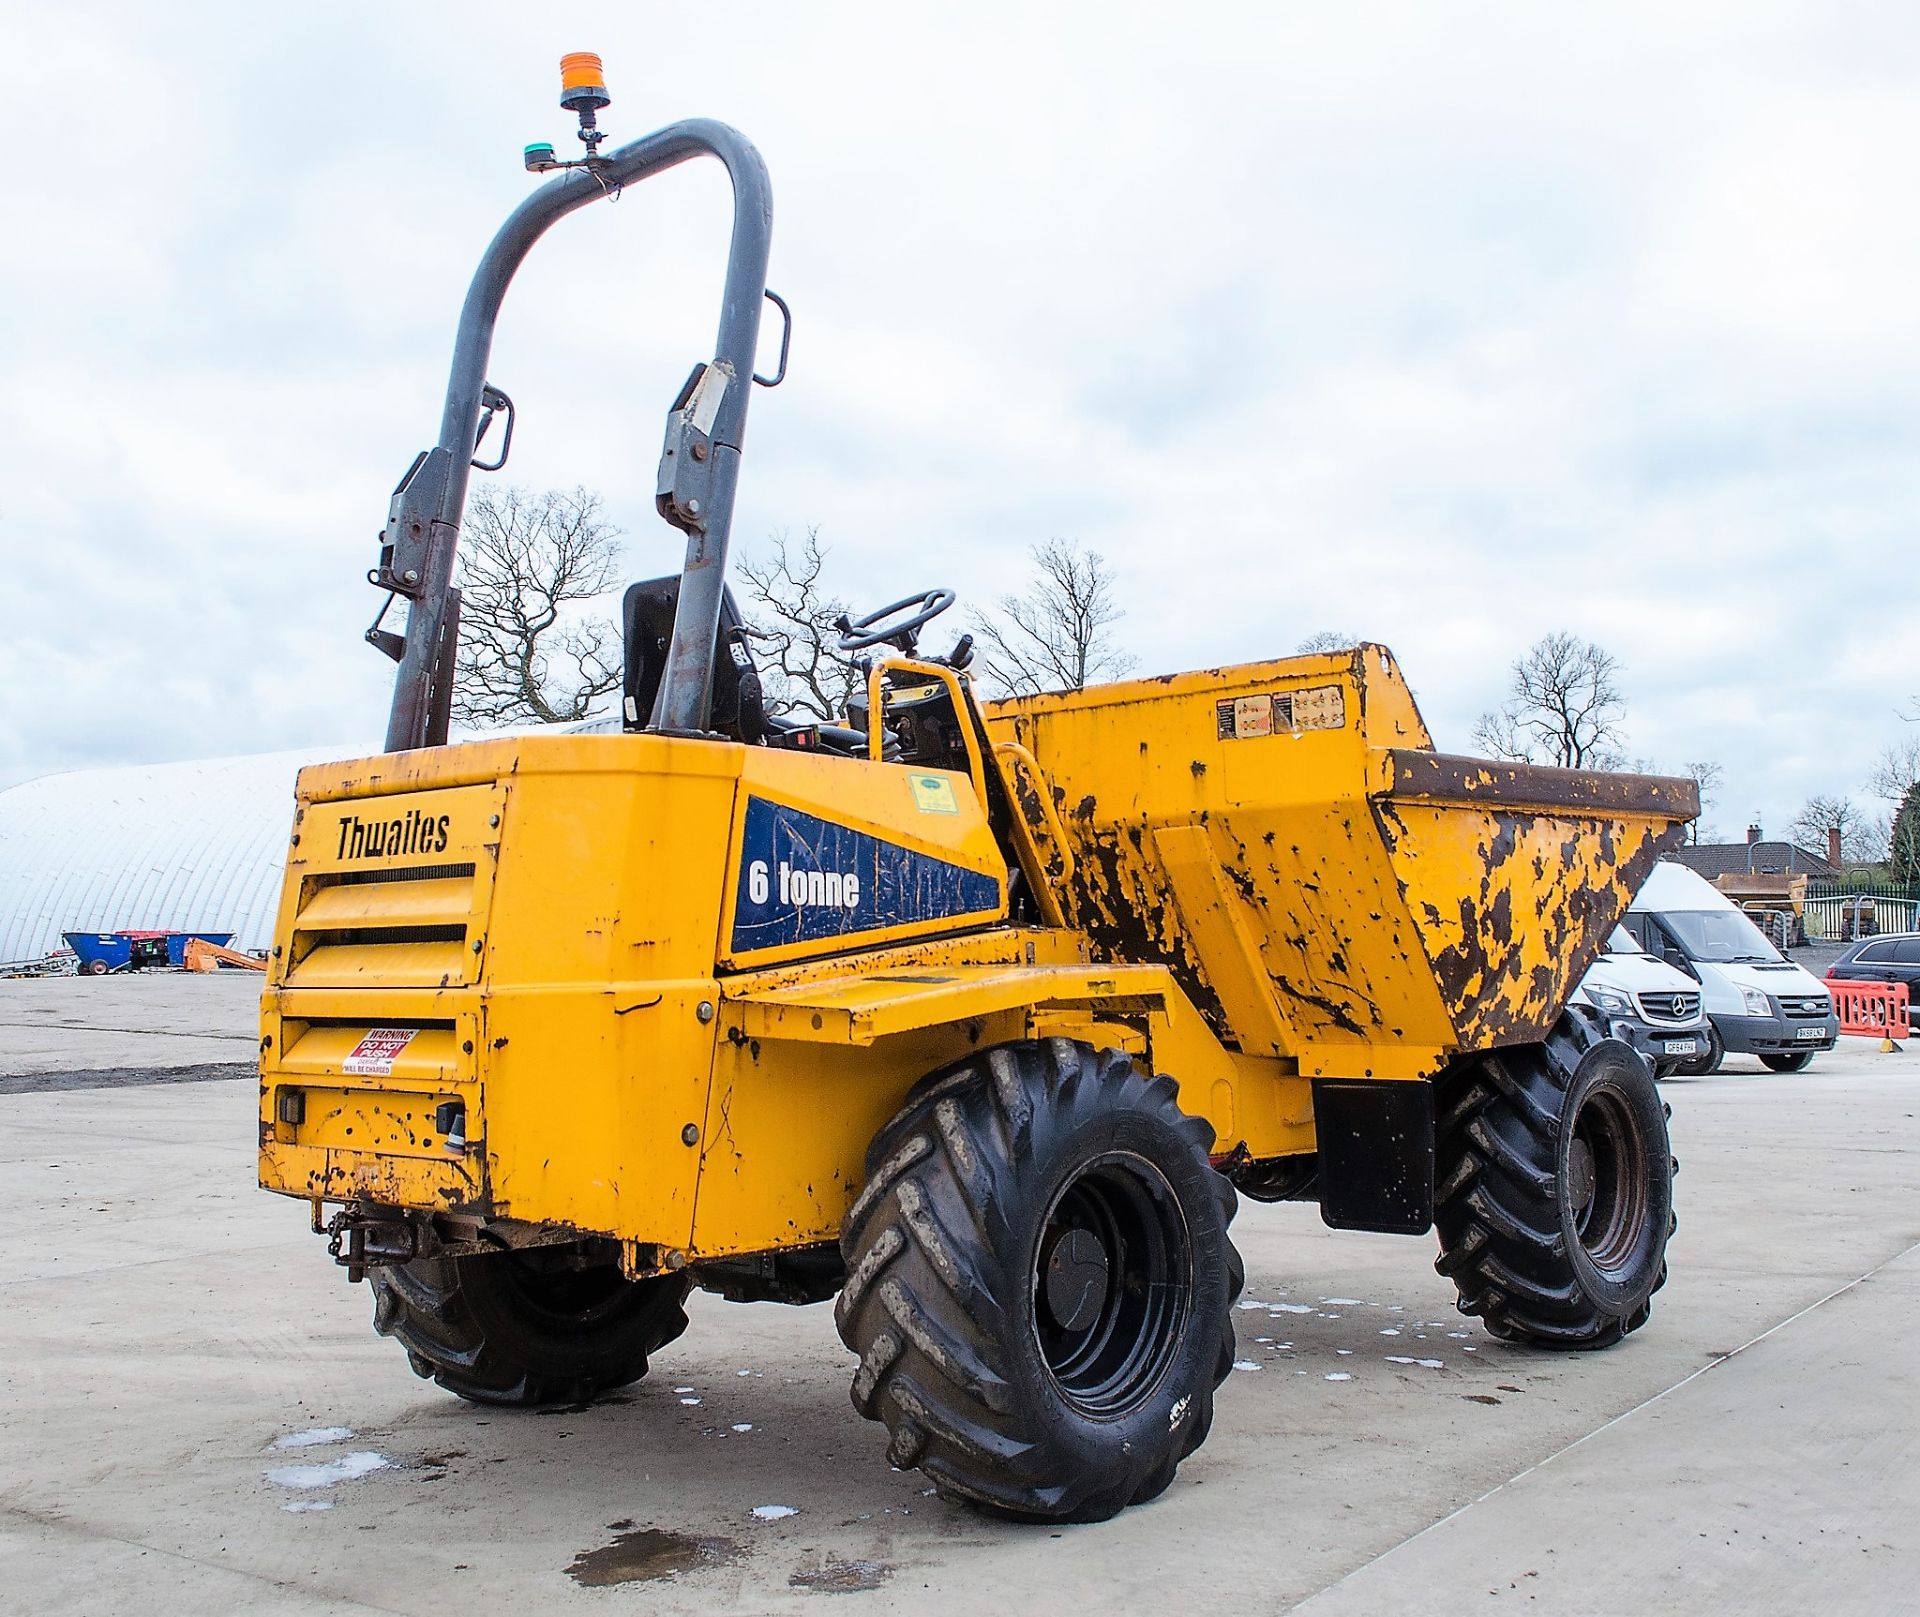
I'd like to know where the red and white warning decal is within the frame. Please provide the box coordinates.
[1215,683,1348,740]
[343,1027,419,1076]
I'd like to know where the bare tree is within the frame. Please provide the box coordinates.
[1681,760,1723,846]
[1296,630,1360,654]
[1856,733,1920,876]
[1790,794,1886,866]
[735,527,863,721]
[1471,632,1626,769]
[972,539,1135,697]
[1869,735,1920,804]
[451,485,623,727]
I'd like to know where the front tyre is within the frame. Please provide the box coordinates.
[1435,1017,1675,1349]
[1759,1051,1814,1073]
[370,1243,691,1406]
[1674,1021,1723,1077]
[835,1039,1242,1523]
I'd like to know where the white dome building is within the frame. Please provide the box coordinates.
[0,747,358,966]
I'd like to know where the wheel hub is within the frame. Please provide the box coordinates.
[1043,1228,1111,1334]
[1567,1086,1651,1271]
[1567,1137,1597,1214]
[1031,1153,1193,1416]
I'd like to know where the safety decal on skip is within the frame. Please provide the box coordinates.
[343,1027,419,1076]
[1216,685,1347,740]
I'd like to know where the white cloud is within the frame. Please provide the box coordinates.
[0,0,1914,840]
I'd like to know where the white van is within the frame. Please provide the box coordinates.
[1622,861,1838,1074]
[1570,926,1709,1078]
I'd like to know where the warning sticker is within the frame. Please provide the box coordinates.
[343,1027,419,1076]
[1232,695,1274,737]
[1216,684,1348,739]
[1290,684,1347,731]
[908,773,960,815]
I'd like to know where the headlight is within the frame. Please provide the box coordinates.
[1588,987,1632,1015]
[1742,988,1771,1017]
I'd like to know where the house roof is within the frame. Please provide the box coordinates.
[1668,840,1837,881]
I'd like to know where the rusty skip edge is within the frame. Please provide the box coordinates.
[1382,750,1701,820]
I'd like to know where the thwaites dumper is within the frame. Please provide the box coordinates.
[260,60,1698,1522]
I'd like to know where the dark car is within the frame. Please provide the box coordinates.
[1826,933,1920,1000]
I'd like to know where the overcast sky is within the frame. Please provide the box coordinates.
[2,1,1916,842]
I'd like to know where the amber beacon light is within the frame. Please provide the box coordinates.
[526,53,612,170]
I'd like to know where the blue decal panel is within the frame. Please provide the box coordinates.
[730,796,1001,955]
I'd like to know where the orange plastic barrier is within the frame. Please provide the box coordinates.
[1826,977,1910,1042]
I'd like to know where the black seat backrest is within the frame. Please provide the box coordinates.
[621,575,764,741]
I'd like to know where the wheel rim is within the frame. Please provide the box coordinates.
[1031,1152,1192,1416]
[1567,1086,1650,1272]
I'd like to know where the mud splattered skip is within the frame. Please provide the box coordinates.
[567,1528,742,1587]
[790,1558,893,1593]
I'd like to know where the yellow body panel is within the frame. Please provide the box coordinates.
[727,961,1170,1045]
[259,647,1694,1266]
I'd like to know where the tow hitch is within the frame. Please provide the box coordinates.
[323,1207,419,1283]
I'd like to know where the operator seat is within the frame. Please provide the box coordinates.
[620,575,766,742]
[619,574,884,757]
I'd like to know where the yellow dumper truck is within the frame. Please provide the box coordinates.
[258,61,1696,1522]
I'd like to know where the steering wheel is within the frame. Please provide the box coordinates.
[835,588,956,653]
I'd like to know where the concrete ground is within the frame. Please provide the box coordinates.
[1,974,1915,1615]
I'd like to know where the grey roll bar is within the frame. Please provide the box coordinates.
[380,118,772,753]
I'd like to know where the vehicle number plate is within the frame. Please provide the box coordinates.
[1662,1039,1696,1055]
[1796,1026,1823,1041]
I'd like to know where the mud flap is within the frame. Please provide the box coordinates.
[1311,1079,1434,1234]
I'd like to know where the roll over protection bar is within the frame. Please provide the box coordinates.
[381,119,773,753]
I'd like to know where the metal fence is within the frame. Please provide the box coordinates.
[1802,884,1920,942]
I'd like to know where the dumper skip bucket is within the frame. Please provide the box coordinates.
[985,645,1696,1081]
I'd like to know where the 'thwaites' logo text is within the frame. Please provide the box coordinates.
[335,809,452,861]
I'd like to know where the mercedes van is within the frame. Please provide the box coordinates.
[1622,861,1838,1073]
[1570,925,1709,1078]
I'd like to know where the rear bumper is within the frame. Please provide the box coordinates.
[1714,1012,1839,1055]
[258,992,490,1213]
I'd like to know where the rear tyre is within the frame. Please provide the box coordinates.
[1435,1016,1675,1349]
[1674,1021,1723,1077]
[835,1038,1242,1523]
[1759,1051,1814,1073]
[83,959,109,976]
[370,1243,691,1406]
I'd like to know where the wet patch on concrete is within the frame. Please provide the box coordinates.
[789,1557,893,1593]
[535,1394,629,1415]
[270,1426,356,1451]
[263,1452,391,1490]
[566,1527,742,1587]
[0,1061,252,1095]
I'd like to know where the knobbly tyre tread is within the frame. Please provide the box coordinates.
[836,1038,1243,1522]
[369,1248,692,1406]
[1674,1020,1724,1077]
[1433,1014,1675,1349]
